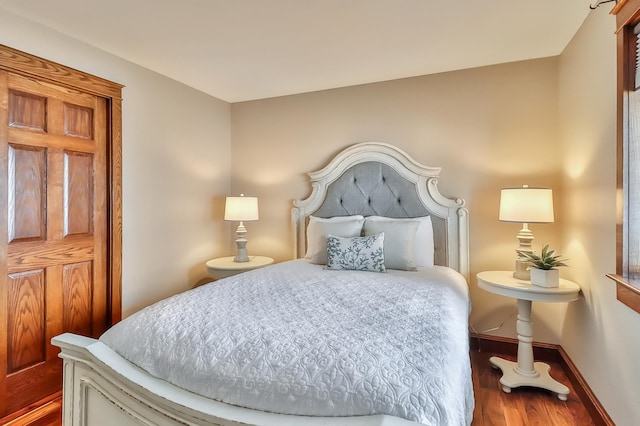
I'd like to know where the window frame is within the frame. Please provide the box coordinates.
[608,0,640,313]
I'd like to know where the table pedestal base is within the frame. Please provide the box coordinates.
[489,356,569,401]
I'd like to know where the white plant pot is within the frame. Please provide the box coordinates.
[530,268,559,288]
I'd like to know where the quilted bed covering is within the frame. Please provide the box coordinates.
[100,260,474,426]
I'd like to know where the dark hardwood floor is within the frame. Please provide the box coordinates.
[471,350,596,426]
[2,396,62,426]
[5,350,596,426]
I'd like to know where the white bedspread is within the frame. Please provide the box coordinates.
[100,260,474,426]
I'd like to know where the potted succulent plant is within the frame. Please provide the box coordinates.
[516,244,568,288]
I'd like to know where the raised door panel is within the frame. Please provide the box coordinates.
[6,270,46,374]
[8,90,46,132]
[63,261,93,336]
[7,144,46,243]
[64,151,93,237]
[63,102,93,140]
[4,266,62,416]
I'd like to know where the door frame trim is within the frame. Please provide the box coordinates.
[0,43,123,323]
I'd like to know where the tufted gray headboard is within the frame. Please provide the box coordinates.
[291,142,469,278]
[312,162,429,218]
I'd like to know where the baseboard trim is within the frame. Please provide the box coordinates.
[556,345,615,426]
[470,334,614,426]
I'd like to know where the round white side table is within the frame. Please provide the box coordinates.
[476,270,580,401]
[205,256,274,280]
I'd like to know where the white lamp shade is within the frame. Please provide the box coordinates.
[224,196,259,221]
[499,186,554,223]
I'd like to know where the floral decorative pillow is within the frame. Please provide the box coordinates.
[326,233,386,272]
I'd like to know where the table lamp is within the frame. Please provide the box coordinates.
[499,185,554,279]
[224,194,259,262]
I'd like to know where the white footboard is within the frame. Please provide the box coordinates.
[52,333,417,426]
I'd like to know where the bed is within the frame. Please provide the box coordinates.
[52,142,472,426]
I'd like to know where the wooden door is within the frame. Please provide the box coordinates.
[0,71,109,417]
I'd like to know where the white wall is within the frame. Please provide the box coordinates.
[0,10,233,317]
[559,7,640,424]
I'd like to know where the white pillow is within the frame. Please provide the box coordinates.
[326,233,386,272]
[363,220,419,271]
[364,216,434,267]
[305,215,365,264]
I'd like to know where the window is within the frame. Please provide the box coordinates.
[609,1,640,313]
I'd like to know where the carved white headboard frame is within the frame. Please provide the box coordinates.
[291,142,469,279]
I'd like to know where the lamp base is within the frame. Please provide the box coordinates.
[234,253,249,263]
[234,222,250,263]
[234,240,250,262]
[513,258,531,280]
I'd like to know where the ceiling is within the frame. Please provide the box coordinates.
[0,0,596,102]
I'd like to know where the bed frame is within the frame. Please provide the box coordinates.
[52,142,469,425]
